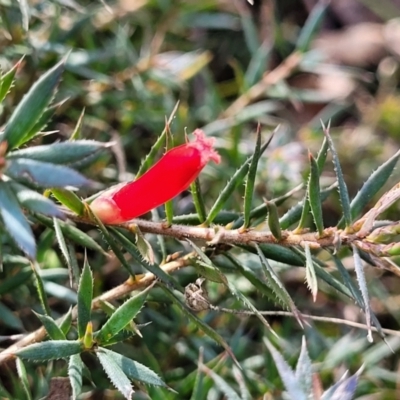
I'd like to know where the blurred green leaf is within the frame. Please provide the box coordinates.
[0,302,24,331]
[77,256,93,339]
[96,347,134,400]
[16,340,82,361]
[0,181,36,259]
[60,307,73,336]
[5,158,91,188]
[0,266,32,295]
[267,201,282,240]
[264,337,307,400]
[295,337,313,397]
[3,59,65,150]
[296,0,328,52]
[70,108,85,140]
[190,178,206,223]
[32,262,50,315]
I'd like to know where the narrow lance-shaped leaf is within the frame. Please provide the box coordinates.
[97,348,169,389]
[32,311,66,340]
[188,240,276,334]
[51,188,85,216]
[53,217,72,273]
[77,255,93,338]
[256,244,304,327]
[267,201,282,240]
[263,337,307,400]
[243,126,262,228]
[5,158,91,188]
[60,307,73,336]
[304,243,318,302]
[160,283,241,369]
[96,348,134,400]
[0,57,23,104]
[32,262,50,315]
[69,354,84,400]
[70,108,85,140]
[16,358,32,400]
[3,58,65,150]
[10,182,64,219]
[295,337,313,397]
[111,228,182,290]
[307,152,324,236]
[338,149,400,229]
[190,178,206,223]
[96,284,153,344]
[296,0,328,52]
[164,125,174,225]
[137,101,179,177]
[323,123,352,227]
[0,181,36,259]
[352,244,373,343]
[296,138,329,232]
[206,133,274,224]
[33,213,108,255]
[15,340,82,361]
[9,140,111,165]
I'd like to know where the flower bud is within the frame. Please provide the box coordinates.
[90,129,220,224]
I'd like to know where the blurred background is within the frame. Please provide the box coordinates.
[2,0,400,398]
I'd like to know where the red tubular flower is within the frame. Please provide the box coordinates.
[90,129,221,224]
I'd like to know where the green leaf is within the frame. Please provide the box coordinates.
[69,354,84,399]
[188,240,275,332]
[51,188,84,216]
[16,340,82,361]
[16,358,32,400]
[96,285,151,344]
[111,228,182,290]
[338,149,400,228]
[3,58,65,150]
[244,41,271,88]
[0,57,22,103]
[323,124,352,227]
[256,244,303,327]
[10,182,64,219]
[0,181,36,259]
[32,262,50,315]
[60,307,73,336]
[5,158,91,188]
[307,152,324,236]
[190,178,206,223]
[304,244,318,302]
[0,302,24,331]
[296,0,328,52]
[77,256,93,338]
[0,266,32,295]
[352,244,373,342]
[160,283,240,369]
[33,213,108,255]
[32,311,66,340]
[70,108,85,140]
[9,140,111,165]
[137,102,179,177]
[264,338,307,400]
[243,127,261,228]
[96,348,134,400]
[266,201,282,240]
[295,337,313,397]
[206,133,273,224]
[96,348,168,388]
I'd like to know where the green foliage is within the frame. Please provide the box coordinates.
[2,1,400,399]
